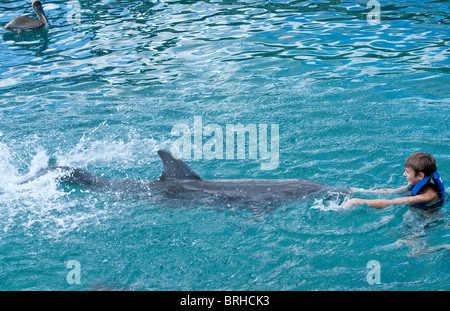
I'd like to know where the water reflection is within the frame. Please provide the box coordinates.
[395,208,449,258]
[2,29,50,53]
[1,0,448,90]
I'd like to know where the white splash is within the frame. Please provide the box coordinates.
[311,195,350,212]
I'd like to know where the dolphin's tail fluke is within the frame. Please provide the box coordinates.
[157,150,202,181]
[19,159,61,185]
[20,162,112,190]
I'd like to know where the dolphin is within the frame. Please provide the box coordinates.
[21,150,348,202]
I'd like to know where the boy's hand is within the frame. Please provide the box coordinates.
[344,198,364,208]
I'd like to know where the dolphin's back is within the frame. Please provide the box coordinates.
[156,150,331,201]
[177,178,327,201]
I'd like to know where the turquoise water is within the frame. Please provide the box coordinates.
[0,0,449,291]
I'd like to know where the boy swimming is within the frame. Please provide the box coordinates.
[344,152,446,210]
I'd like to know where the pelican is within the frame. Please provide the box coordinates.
[4,1,50,33]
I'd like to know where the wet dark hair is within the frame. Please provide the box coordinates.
[404,152,437,177]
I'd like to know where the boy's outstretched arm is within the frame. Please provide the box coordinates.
[345,187,439,209]
[344,197,409,209]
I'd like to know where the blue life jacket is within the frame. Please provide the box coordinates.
[407,171,446,210]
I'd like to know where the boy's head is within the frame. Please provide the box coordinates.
[404,152,437,177]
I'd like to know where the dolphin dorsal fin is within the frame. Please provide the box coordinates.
[157,150,202,181]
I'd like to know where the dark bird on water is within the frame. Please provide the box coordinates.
[4,1,50,33]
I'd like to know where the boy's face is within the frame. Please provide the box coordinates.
[403,167,424,186]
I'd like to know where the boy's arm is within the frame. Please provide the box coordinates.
[344,197,409,209]
[350,185,408,194]
[345,187,439,209]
